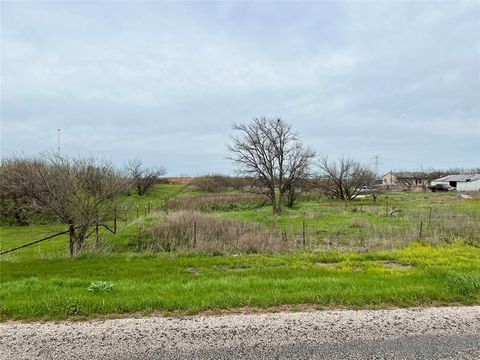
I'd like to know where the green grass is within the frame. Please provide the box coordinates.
[117,183,185,219]
[214,192,480,247]
[0,224,69,260]
[1,186,479,321]
[1,243,479,321]
[219,192,480,229]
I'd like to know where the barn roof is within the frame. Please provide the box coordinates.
[381,171,429,179]
[433,174,480,182]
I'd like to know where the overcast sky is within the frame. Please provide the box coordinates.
[1,1,479,176]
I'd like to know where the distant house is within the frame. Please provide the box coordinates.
[380,171,430,192]
[430,174,480,192]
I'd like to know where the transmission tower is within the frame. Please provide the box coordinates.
[372,155,383,177]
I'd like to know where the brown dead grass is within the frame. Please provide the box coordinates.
[134,211,295,254]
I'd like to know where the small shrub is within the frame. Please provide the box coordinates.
[66,302,83,316]
[191,176,222,192]
[191,175,250,192]
[88,281,114,294]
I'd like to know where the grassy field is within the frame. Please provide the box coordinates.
[1,244,479,321]
[1,184,479,321]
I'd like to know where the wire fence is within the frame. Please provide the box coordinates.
[131,211,480,255]
[2,199,479,257]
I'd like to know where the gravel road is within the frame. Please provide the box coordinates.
[1,306,479,360]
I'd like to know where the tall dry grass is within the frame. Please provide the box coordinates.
[131,209,480,255]
[134,211,296,254]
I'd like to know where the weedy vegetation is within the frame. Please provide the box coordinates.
[88,281,114,294]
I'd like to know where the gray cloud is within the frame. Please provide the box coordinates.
[1,1,479,175]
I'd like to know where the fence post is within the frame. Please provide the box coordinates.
[144,204,147,216]
[193,221,197,249]
[68,220,75,257]
[113,206,117,234]
[428,207,432,223]
[136,205,139,218]
[385,201,389,217]
[302,220,306,248]
[419,220,423,239]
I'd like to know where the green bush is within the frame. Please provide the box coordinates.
[88,281,114,294]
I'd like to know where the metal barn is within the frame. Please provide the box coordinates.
[430,174,480,192]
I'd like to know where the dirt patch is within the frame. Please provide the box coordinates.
[380,261,415,270]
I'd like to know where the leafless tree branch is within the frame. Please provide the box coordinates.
[317,156,375,200]
[126,159,166,196]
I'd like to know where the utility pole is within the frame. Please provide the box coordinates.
[57,128,61,153]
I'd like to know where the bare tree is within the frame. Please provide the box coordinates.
[126,159,166,196]
[1,153,128,256]
[317,156,376,200]
[228,117,315,215]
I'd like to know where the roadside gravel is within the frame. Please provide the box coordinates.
[1,306,479,359]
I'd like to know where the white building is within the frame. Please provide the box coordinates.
[430,174,480,192]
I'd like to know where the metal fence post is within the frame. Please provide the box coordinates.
[113,206,117,234]
[302,220,306,248]
[193,221,197,249]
